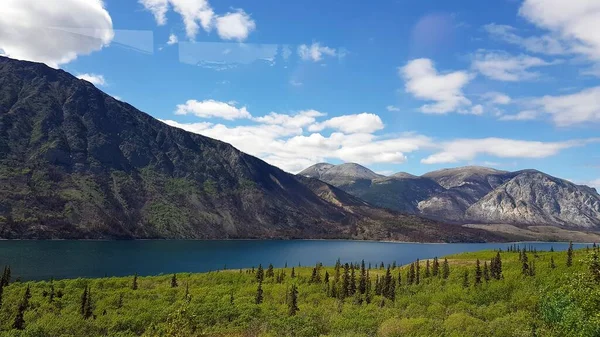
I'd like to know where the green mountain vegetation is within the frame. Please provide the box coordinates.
[0,245,599,337]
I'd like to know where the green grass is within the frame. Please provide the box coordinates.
[0,248,599,337]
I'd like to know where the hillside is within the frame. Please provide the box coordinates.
[0,247,598,336]
[301,163,600,229]
[0,56,501,242]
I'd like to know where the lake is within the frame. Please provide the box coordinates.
[0,240,587,281]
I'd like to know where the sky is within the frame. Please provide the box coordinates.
[0,0,599,189]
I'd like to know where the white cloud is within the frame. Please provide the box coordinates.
[76,73,106,86]
[167,34,178,45]
[386,105,401,112]
[175,99,251,120]
[484,24,569,55]
[483,92,512,105]
[530,86,600,126]
[499,110,538,121]
[140,0,255,41]
[588,179,600,190]
[298,42,337,62]
[308,113,384,134]
[0,0,113,68]
[472,51,556,81]
[422,138,587,164]
[289,79,303,86]
[253,110,325,128]
[519,0,600,60]
[215,10,256,41]
[401,58,472,114]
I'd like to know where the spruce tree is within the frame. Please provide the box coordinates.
[266,264,275,278]
[589,251,600,284]
[255,282,263,304]
[84,287,93,319]
[80,286,88,316]
[567,241,573,267]
[442,258,450,279]
[334,259,341,283]
[171,274,178,288]
[342,263,350,298]
[522,251,530,276]
[132,274,138,290]
[483,261,490,282]
[550,256,556,269]
[310,268,318,284]
[475,259,482,285]
[425,260,431,278]
[349,264,356,295]
[432,257,439,277]
[290,267,296,278]
[288,284,299,316]
[324,271,330,284]
[12,302,25,330]
[256,264,264,282]
[415,259,420,285]
[359,260,367,294]
[462,270,470,288]
[408,263,415,285]
[384,266,395,301]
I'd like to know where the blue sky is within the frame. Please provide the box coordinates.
[0,0,599,188]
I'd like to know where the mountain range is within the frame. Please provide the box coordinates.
[300,163,600,229]
[0,56,504,242]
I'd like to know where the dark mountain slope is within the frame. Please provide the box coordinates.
[0,56,498,242]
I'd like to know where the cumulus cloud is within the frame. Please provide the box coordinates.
[401,58,472,114]
[175,99,251,120]
[76,73,106,86]
[386,105,401,112]
[472,51,556,81]
[253,110,325,128]
[308,113,384,134]
[0,0,114,68]
[421,138,587,164]
[167,34,179,45]
[483,92,512,105]
[215,10,256,41]
[484,24,569,55]
[498,110,539,121]
[519,0,600,60]
[298,42,337,62]
[139,0,255,41]
[529,86,600,126]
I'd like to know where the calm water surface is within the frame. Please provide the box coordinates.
[0,240,587,281]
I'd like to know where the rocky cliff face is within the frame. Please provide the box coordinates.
[300,163,600,228]
[0,56,499,242]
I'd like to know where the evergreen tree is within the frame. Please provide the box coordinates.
[84,287,93,319]
[392,261,397,269]
[408,263,415,285]
[397,270,402,287]
[522,251,530,276]
[132,274,138,290]
[324,271,330,284]
[462,270,470,288]
[589,251,600,284]
[171,274,178,288]
[334,259,341,283]
[432,257,440,277]
[12,302,25,330]
[359,260,367,294]
[310,268,319,284]
[342,263,350,298]
[49,282,55,303]
[567,241,573,267]
[380,262,384,270]
[229,290,234,305]
[530,261,536,277]
[256,264,264,283]
[288,284,299,316]
[266,264,275,278]
[384,266,395,301]
[474,259,482,285]
[550,246,554,252]
[365,271,372,304]
[80,286,88,316]
[483,261,490,282]
[1,266,10,287]
[349,264,356,295]
[255,282,263,304]
[290,267,296,278]
[442,258,450,279]
[415,259,420,285]
[425,260,431,278]
[550,256,556,269]
[374,275,381,295]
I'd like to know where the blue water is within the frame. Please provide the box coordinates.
[0,240,588,281]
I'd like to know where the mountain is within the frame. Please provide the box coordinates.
[300,163,600,229]
[300,163,444,213]
[0,56,501,242]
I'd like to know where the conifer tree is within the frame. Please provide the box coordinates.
[334,259,341,283]
[290,267,296,278]
[397,270,402,287]
[359,260,367,294]
[392,261,397,269]
[589,251,600,284]
[483,261,490,282]
[310,268,318,284]
[425,260,431,278]
[462,270,470,288]
[374,275,381,295]
[342,263,350,298]
[13,296,26,330]
[567,241,573,267]
[229,290,234,305]
[171,274,178,288]
[266,264,275,278]
[256,264,264,282]
[415,259,420,285]
[522,251,530,276]
[384,266,395,301]
[324,271,329,284]
[530,261,536,277]
[442,258,450,279]
[132,273,138,290]
[288,284,299,316]
[432,257,440,277]
[349,264,356,295]
[408,263,415,285]
[1,266,10,287]
[475,259,482,285]
[550,256,556,269]
[80,286,88,316]
[380,262,384,270]
[494,252,503,279]
[84,287,93,319]
[550,246,554,252]
[255,282,263,304]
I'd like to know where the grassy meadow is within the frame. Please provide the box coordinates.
[0,245,599,337]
